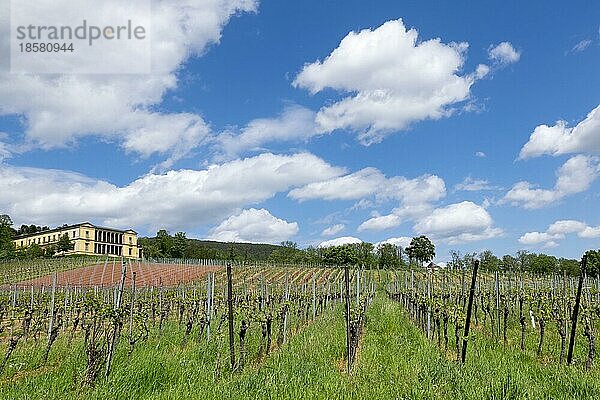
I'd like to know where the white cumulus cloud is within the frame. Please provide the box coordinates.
[0,0,258,167]
[321,224,345,237]
[519,105,600,159]
[0,152,342,232]
[519,219,600,247]
[358,214,401,232]
[454,177,495,192]
[207,208,298,244]
[216,105,319,159]
[374,237,412,249]
[318,236,362,248]
[413,201,502,244]
[488,42,521,65]
[502,155,600,209]
[294,19,489,144]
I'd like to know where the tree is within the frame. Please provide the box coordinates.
[500,254,518,272]
[515,250,530,272]
[585,250,600,277]
[138,239,160,259]
[448,250,463,270]
[27,243,44,258]
[405,236,435,266]
[321,244,359,266]
[44,245,57,258]
[377,243,402,269]
[280,241,298,249]
[558,257,580,276]
[269,242,306,264]
[354,242,376,268]
[0,214,16,259]
[479,250,500,271]
[172,232,188,258]
[156,230,174,258]
[57,233,74,254]
[529,253,558,274]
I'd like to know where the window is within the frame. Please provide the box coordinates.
[129,248,132,256]
[85,243,89,251]
[129,237,132,244]
[72,230,76,238]
[85,230,89,238]
[53,234,56,241]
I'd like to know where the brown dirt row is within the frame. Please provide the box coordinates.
[15,263,222,288]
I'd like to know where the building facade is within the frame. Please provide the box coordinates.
[14,222,141,258]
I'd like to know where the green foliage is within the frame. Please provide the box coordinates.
[269,241,317,264]
[171,232,188,258]
[26,242,44,258]
[405,236,435,266]
[16,224,50,236]
[585,250,600,277]
[57,233,75,254]
[479,250,500,271]
[139,230,283,261]
[0,214,16,259]
[355,242,376,267]
[156,229,174,257]
[377,243,404,269]
[528,253,558,274]
[321,244,359,266]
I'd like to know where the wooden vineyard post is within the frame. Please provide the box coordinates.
[312,273,316,319]
[461,260,479,364]
[47,272,57,345]
[427,268,431,340]
[495,271,501,339]
[106,261,127,380]
[226,262,236,370]
[344,266,351,373]
[356,269,360,305]
[567,254,587,365]
[206,272,212,343]
[283,272,289,344]
[129,272,136,341]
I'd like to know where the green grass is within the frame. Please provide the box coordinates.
[1,294,599,399]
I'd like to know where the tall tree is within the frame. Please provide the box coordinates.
[172,232,188,258]
[57,233,74,254]
[377,243,402,269]
[479,250,500,271]
[321,244,359,266]
[156,229,174,258]
[501,254,518,272]
[585,250,600,277]
[0,214,16,259]
[27,243,44,258]
[355,242,376,268]
[405,236,435,266]
[448,250,464,270]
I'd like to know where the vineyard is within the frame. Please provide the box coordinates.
[1,258,600,399]
[387,258,600,368]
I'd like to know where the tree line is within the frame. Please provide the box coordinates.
[0,214,74,259]
[1,214,597,275]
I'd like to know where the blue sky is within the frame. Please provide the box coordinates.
[1,0,599,261]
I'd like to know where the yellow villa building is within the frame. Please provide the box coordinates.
[13,222,141,258]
